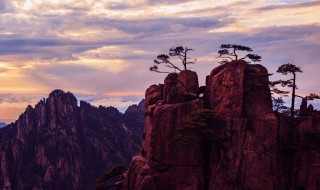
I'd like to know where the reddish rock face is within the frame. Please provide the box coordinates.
[0,90,145,190]
[145,84,164,107]
[205,61,246,118]
[146,99,204,166]
[243,64,273,118]
[126,116,280,190]
[123,156,205,190]
[163,73,179,104]
[123,62,320,190]
[177,70,199,95]
[142,99,204,163]
[208,118,279,190]
[205,60,273,118]
[158,70,199,104]
[292,115,320,190]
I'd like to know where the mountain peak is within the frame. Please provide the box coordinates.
[0,90,145,190]
[47,89,77,107]
[49,89,65,96]
[49,89,76,99]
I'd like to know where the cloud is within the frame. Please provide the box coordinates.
[106,3,132,10]
[0,10,234,62]
[38,63,96,76]
[0,92,143,123]
[146,0,194,5]
[76,93,143,112]
[0,68,9,73]
[257,0,320,11]
[0,0,14,13]
[0,0,320,121]
[85,16,232,36]
[0,38,109,63]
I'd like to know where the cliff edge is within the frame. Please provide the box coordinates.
[121,60,320,190]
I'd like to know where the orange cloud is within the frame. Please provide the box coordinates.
[1,0,320,122]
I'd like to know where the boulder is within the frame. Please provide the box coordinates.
[145,85,164,106]
[176,70,199,95]
[164,70,199,104]
[205,60,273,118]
[163,73,179,104]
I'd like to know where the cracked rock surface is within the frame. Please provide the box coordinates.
[122,61,320,190]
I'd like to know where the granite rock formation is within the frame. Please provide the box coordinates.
[122,60,320,190]
[205,60,273,118]
[0,90,145,190]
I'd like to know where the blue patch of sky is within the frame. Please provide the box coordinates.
[280,96,320,111]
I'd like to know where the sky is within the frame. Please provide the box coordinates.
[0,0,319,123]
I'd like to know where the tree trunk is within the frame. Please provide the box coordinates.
[183,50,187,70]
[291,73,296,118]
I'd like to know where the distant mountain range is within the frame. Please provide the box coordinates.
[0,123,6,128]
[0,90,145,190]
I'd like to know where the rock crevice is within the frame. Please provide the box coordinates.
[122,61,320,190]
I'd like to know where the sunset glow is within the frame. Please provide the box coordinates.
[0,0,319,122]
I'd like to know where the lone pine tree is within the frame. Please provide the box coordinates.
[150,46,196,73]
[270,63,302,117]
[218,44,261,64]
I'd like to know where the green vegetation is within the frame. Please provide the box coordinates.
[174,109,225,145]
[272,97,289,113]
[270,63,320,117]
[274,63,302,117]
[296,93,320,101]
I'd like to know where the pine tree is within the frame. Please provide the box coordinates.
[217,44,261,64]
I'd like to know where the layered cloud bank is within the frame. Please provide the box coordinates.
[0,0,319,121]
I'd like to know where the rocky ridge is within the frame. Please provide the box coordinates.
[121,60,320,190]
[0,90,145,190]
